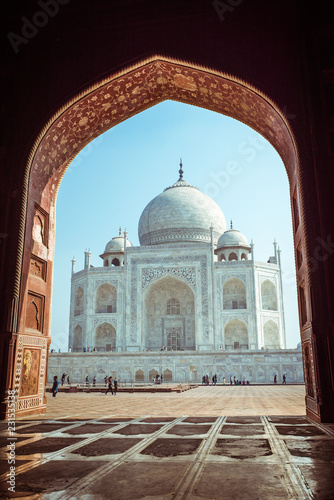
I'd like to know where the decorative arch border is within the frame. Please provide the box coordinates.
[223,316,249,327]
[93,318,117,330]
[94,280,119,291]
[262,317,279,327]
[260,276,277,287]
[221,274,247,285]
[142,267,196,291]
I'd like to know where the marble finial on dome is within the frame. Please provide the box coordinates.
[230,220,233,229]
[119,227,122,235]
[178,158,183,180]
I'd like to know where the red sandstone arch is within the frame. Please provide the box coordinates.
[11,55,309,418]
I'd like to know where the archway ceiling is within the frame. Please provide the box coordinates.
[29,57,297,199]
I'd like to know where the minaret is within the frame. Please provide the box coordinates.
[277,245,281,268]
[250,239,254,261]
[84,249,91,269]
[123,228,128,266]
[250,238,259,348]
[277,245,287,348]
[273,238,278,263]
[71,256,76,275]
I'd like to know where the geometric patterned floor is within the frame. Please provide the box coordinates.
[1,387,334,499]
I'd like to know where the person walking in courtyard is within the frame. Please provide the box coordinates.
[114,377,118,395]
[274,374,277,384]
[85,375,89,387]
[283,374,286,384]
[105,376,113,395]
[93,376,96,387]
[52,376,59,397]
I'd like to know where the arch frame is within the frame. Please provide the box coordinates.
[2,54,327,421]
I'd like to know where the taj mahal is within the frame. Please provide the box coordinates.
[48,162,304,384]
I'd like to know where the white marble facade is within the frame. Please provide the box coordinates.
[61,165,303,383]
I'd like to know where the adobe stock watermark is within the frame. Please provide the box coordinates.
[308,235,334,273]
[7,0,71,55]
[213,0,245,22]
[6,389,18,494]
[203,134,266,199]
[282,235,334,295]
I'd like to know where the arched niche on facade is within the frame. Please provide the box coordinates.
[144,275,195,351]
[163,369,173,381]
[223,278,247,310]
[73,325,82,352]
[261,280,278,311]
[95,322,116,352]
[96,283,117,314]
[224,319,248,349]
[149,369,159,381]
[135,369,144,382]
[74,287,84,316]
[263,320,280,349]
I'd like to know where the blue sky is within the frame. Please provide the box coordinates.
[50,100,300,350]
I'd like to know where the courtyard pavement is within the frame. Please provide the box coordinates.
[0,385,333,499]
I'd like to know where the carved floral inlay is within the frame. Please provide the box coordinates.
[29,57,296,202]
[142,267,196,289]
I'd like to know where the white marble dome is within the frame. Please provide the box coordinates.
[138,175,226,246]
[217,227,250,249]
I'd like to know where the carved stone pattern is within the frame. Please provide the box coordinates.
[18,397,41,410]
[14,335,23,396]
[31,58,295,202]
[142,267,196,289]
[94,279,119,290]
[222,315,249,326]
[29,256,46,280]
[130,254,209,343]
[141,228,221,246]
[94,317,117,329]
[14,335,47,411]
[32,205,48,246]
[221,274,247,285]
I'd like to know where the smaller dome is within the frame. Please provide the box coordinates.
[217,227,250,250]
[104,230,132,253]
